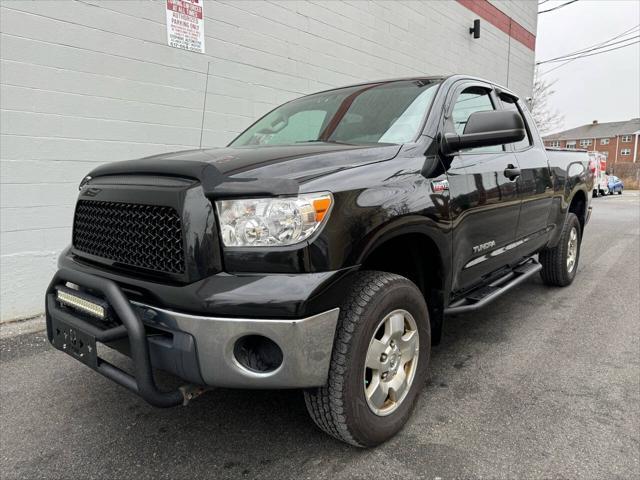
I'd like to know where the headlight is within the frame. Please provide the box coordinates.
[215,192,333,247]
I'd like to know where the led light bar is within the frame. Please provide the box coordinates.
[56,289,106,319]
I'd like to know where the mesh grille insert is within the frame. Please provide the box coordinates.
[73,200,185,274]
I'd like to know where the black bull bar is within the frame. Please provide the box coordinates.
[45,268,202,407]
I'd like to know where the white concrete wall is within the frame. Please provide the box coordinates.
[0,0,537,321]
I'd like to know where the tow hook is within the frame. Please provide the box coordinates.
[179,384,210,406]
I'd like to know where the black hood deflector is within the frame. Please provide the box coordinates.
[87,158,301,198]
[85,144,402,198]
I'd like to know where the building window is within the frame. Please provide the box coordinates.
[549,140,560,148]
[621,135,632,142]
[621,148,631,156]
[600,138,610,145]
[566,141,576,149]
[579,139,592,147]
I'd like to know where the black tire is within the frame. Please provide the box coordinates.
[539,212,581,287]
[304,271,431,447]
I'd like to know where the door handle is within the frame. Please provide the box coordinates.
[504,164,521,181]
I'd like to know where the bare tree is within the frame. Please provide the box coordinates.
[528,67,564,135]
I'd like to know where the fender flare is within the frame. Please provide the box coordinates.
[353,215,449,266]
[547,184,590,248]
[351,215,452,305]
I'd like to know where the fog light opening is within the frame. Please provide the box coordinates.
[233,335,283,373]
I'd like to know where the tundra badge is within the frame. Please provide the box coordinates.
[473,240,496,253]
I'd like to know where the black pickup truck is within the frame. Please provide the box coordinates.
[46,75,592,447]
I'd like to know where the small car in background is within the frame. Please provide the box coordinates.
[608,175,624,195]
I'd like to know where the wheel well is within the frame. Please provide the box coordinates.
[360,233,445,343]
[569,190,587,232]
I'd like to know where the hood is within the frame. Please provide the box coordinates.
[86,143,401,198]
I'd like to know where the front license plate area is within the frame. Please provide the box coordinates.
[50,316,98,369]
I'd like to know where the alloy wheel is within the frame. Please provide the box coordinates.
[363,309,420,416]
[567,226,578,273]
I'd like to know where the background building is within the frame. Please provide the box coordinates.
[543,118,640,164]
[0,0,538,321]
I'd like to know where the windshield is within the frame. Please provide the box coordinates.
[230,79,441,147]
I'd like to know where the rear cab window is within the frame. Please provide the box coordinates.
[499,93,533,151]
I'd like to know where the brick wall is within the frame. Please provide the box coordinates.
[0,0,537,321]
[544,133,639,164]
[615,134,640,163]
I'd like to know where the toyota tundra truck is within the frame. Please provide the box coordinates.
[45,75,592,447]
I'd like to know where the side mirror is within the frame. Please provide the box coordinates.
[441,110,526,155]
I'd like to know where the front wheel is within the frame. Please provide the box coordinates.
[304,271,430,447]
[539,212,581,287]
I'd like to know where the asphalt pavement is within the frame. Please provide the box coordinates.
[1,192,639,480]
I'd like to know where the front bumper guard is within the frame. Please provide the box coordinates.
[46,268,341,406]
[46,268,193,408]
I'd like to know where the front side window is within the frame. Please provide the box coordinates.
[230,80,441,147]
[448,86,501,153]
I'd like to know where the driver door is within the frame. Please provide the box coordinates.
[444,82,522,294]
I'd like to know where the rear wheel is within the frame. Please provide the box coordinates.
[539,213,581,287]
[304,271,430,447]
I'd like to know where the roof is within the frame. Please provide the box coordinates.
[303,75,448,98]
[544,118,640,141]
[304,74,520,101]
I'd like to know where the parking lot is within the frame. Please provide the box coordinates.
[1,192,638,480]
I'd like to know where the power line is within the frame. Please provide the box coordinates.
[538,39,639,76]
[552,39,638,60]
[539,0,579,14]
[537,34,640,64]
[537,24,639,74]
[552,24,639,58]
[538,58,574,77]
